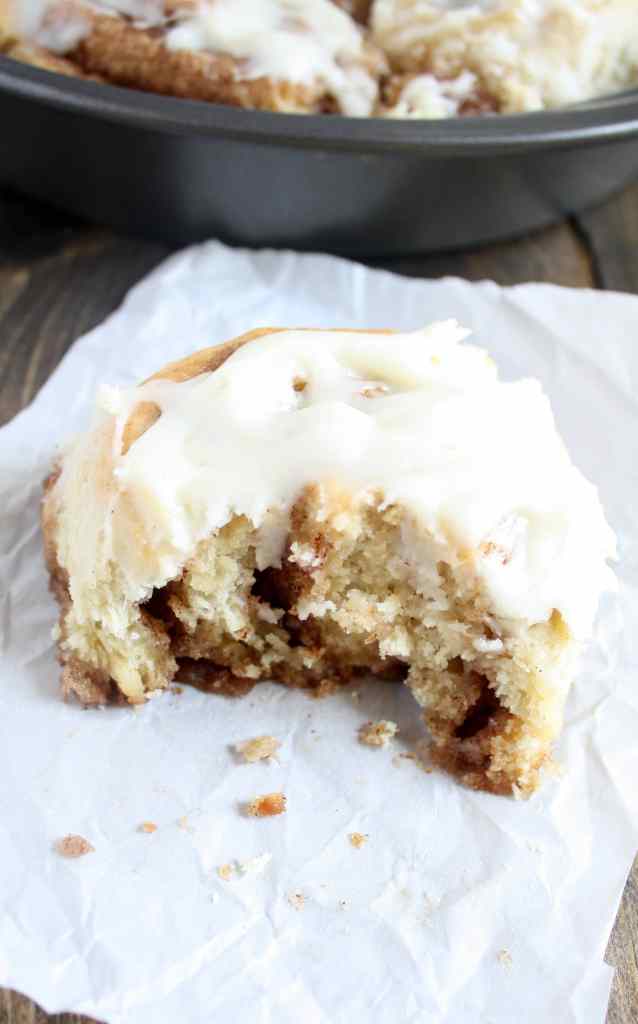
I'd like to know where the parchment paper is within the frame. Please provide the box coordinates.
[0,241,637,1024]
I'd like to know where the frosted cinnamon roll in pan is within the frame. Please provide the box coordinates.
[0,0,386,114]
[374,0,638,117]
[42,324,615,796]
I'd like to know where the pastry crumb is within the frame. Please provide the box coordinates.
[177,815,194,832]
[293,377,307,393]
[348,832,368,849]
[245,792,287,817]
[171,685,183,695]
[359,720,399,747]
[138,821,158,834]
[217,863,234,881]
[235,735,281,763]
[497,948,513,969]
[54,834,94,858]
[288,891,305,911]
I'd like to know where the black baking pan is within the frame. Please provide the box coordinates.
[1,55,638,254]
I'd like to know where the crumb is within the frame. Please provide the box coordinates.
[237,852,272,876]
[171,685,183,695]
[138,821,158,834]
[293,377,307,392]
[350,690,360,701]
[497,949,513,969]
[177,815,194,832]
[245,792,287,817]
[217,863,234,881]
[348,832,368,849]
[358,720,399,748]
[288,891,305,911]
[235,735,281,763]
[54,834,94,858]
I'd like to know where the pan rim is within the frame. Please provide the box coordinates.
[2,55,638,155]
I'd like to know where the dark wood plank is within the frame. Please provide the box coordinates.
[0,189,635,1024]
[0,196,168,425]
[0,989,98,1024]
[372,219,595,288]
[577,182,638,294]
[607,859,638,1024]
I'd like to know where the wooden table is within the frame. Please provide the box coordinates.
[0,185,636,1024]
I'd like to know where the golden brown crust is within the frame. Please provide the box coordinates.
[0,2,101,79]
[0,39,92,77]
[43,467,128,705]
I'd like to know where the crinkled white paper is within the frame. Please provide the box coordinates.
[0,242,637,1024]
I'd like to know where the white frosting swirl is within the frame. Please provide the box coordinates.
[54,324,616,640]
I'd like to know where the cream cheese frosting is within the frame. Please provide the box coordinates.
[53,324,616,645]
[165,0,379,116]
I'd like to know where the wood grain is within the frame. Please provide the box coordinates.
[372,218,596,288]
[0,185,636,1024]
[577,182,638,294]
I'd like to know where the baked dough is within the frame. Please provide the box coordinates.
[42,324,616,795]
